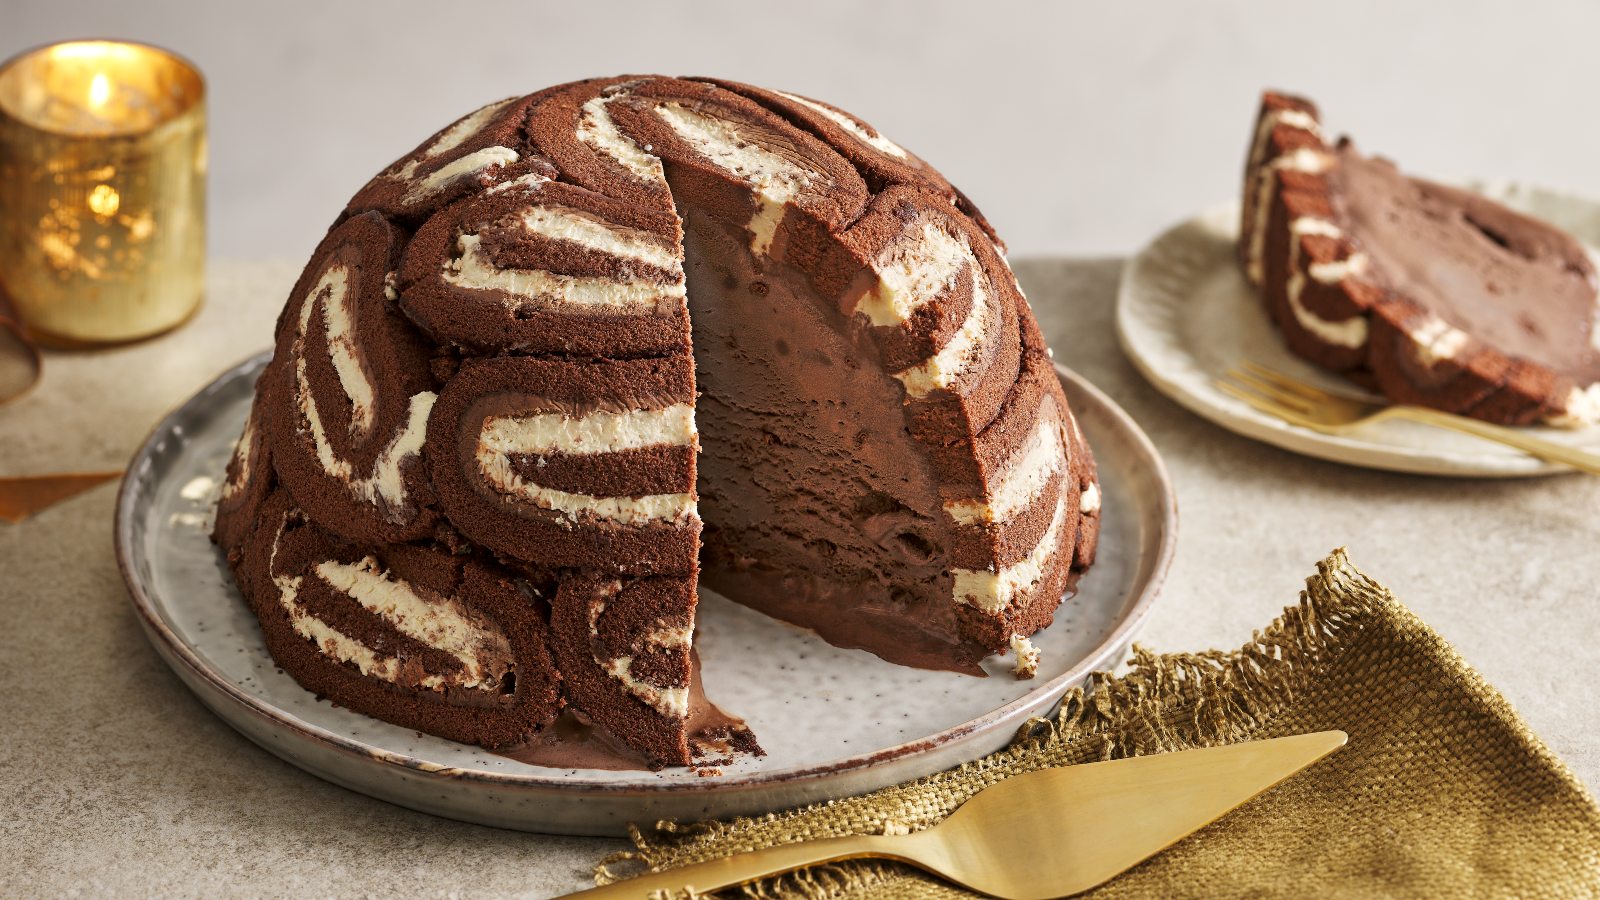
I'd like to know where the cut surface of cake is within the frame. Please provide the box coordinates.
[1241,90,1600,426]
[213,76,1101,767]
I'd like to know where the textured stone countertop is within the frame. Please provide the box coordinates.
[4,258,1596,897]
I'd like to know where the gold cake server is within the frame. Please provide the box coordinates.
[568,730,1347,899]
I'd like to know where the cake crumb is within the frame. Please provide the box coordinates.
[694,767,723,778]
[1009,634,1040,679]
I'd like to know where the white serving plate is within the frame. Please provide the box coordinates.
[1117,184,1600,477]
[114,353,1175,836]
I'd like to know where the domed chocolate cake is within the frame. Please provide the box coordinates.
[214,76,1101,767]
[1242,90,1600,426]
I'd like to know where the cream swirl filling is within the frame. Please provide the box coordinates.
[1551,383,1600,428]
[1283,217,1370,349]
[391,98,521,205]
[291,263,436,518]
[480,403,695,457]
[952,492,1069,615]
[475,403,697,525]
[1409,316,1471,367]
[220,413,256,501]
[520,205,679,271]
[774,89,909,159]
[587,591,690,719]
[403,147,519,205]
[478,458,695,525]
[893,263,994,398]
[578,91,666,184]
[856,221,970,327]
[398,97,516,178]
[267,517,499,692]
[1080,481,1101,514]
[945,397,1066,527]
[316,556,511,688]
[1242,106,1325,285]
[655,102,814,256]
[318,266,377,438]
[1246,147,1334,287]
[443,226,684,313]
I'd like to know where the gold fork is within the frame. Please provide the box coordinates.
[1218,362,1600,475]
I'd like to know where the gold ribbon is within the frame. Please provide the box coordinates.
[0,470,121,523]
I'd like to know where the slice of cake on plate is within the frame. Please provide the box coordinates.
[1241,90,1600,426]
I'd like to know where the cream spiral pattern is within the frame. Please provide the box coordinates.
[288,263,436,515]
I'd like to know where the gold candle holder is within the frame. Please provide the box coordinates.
[0,40,205,347]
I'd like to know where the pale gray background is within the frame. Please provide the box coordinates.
[8,0,1600,261]
[7,2,1600,896]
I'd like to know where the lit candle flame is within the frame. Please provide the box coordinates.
[87,184,120,217]
[88,73,111,110]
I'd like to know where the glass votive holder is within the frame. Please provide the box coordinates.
[0,39,206,347]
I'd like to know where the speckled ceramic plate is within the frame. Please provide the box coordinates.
[1118,183,1600,477]
[115,353,1174,837]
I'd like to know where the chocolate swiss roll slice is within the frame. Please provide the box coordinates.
[551,573,758,768]
[398,170,689,358]
[235,490,561,748]
[261,212,442,545]
[213,387,274,567]
[426,353,700,576]
[1242,90,1600,426]
[830,184,1023,456]
[701,78,1001,246]
[347,94,556,222]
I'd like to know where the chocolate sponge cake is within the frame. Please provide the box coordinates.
[214,76,1100,767]
[1242,91,1600,426]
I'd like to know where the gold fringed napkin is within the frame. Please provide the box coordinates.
[597,550,1600,897]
